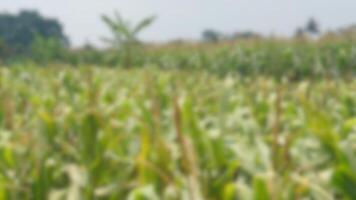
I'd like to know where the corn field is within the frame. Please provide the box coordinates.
[0,65,355,200]
[143,39,356,79]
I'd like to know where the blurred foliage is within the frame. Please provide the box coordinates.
[202,30,223,43]
[0,9,355,200]
[0,10,355,80]
[305,18,320,35]
[143,38,356,80]
[0,10,69,58]
[0,67,355,199]
[31,35,66,64]
[101,11,156,68]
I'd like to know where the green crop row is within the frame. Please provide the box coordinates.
[4,38,356,81]
[143,39,356,79]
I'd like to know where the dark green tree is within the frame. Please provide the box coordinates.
[0,10,69,57]
[305,18,320,35]
[202,29,222,43]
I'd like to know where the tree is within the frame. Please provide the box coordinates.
[101,11,156,67]
[0,10,69,57]
[305,18,320,35]
[230,31,261,40]
[202,29,222,43]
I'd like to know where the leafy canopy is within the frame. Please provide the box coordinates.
[0,10,69,56]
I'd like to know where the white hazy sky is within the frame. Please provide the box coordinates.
[1,0,356,46]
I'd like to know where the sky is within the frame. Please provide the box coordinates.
[1,0,356,47]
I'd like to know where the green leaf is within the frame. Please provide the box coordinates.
[133,16,156,35]
[332,165,356,199]
[253,176,270,200]
[222,182,236,200]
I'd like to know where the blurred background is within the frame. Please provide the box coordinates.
[0,1,355,72]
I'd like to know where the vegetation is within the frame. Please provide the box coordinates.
[202,30,222,43]
[144,38,356,79]
[0,67,355,199]
[0,10,68,60]
[0,9,355,200]
[101,12,156,68]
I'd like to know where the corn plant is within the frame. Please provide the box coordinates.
[0,65,355,199]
